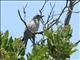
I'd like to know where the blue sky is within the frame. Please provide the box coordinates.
[1,1,80,60]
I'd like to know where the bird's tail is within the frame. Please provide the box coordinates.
[22,37,28,47]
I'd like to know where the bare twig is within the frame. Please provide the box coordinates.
[34,20,57,35]
[18,10,27,28]
[72,11,80,13]
[39,0,47,15]
[29,0,78,36]
[73,0,79,6]
[45,3,55,25]
[23,3,28,20]
[49,11,55,20]
[75,40,80,45]
[24,3,28,9]
[47,20,57,29]
[53,11,67,16]
[34,1,68,34]
[57,0,68,21]
[39,0,48,26]
[53,10,80,17]
[48,0,68,29]
[18,10,30,32]
[18,3,28,29]
[36,38,48,45]
[33,0,69,35]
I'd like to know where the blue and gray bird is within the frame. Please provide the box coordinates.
[22,15,44,47]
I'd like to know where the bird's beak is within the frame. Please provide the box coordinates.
[41,15,44,18]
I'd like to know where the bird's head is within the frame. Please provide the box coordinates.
[32,15,44,21]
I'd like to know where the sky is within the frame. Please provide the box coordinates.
[1,1,80,60]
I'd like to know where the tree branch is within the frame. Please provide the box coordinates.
[39,0,47,15]
[45,3,55,26]
[18,10,28,29]
[34,1,67,34]
[47,0,68,29]
[57,0,68,21]
[64,0,76,26]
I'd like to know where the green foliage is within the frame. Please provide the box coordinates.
[0,25,78,60]
[25,25,77,60]
[27,45,48,60]
[0,31,25,60]
[44,25,77,60]
[1,30,9,48]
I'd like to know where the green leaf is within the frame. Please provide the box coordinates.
[29,45,48,60]
[19,56,25,60]
[19,47,25,56]
[69,49,77,55]
[1,30,9,48]
[8,37,13,45]
[44,30,53,39]
[6,37,14,52]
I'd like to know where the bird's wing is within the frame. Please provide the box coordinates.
[27,21,39,33]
